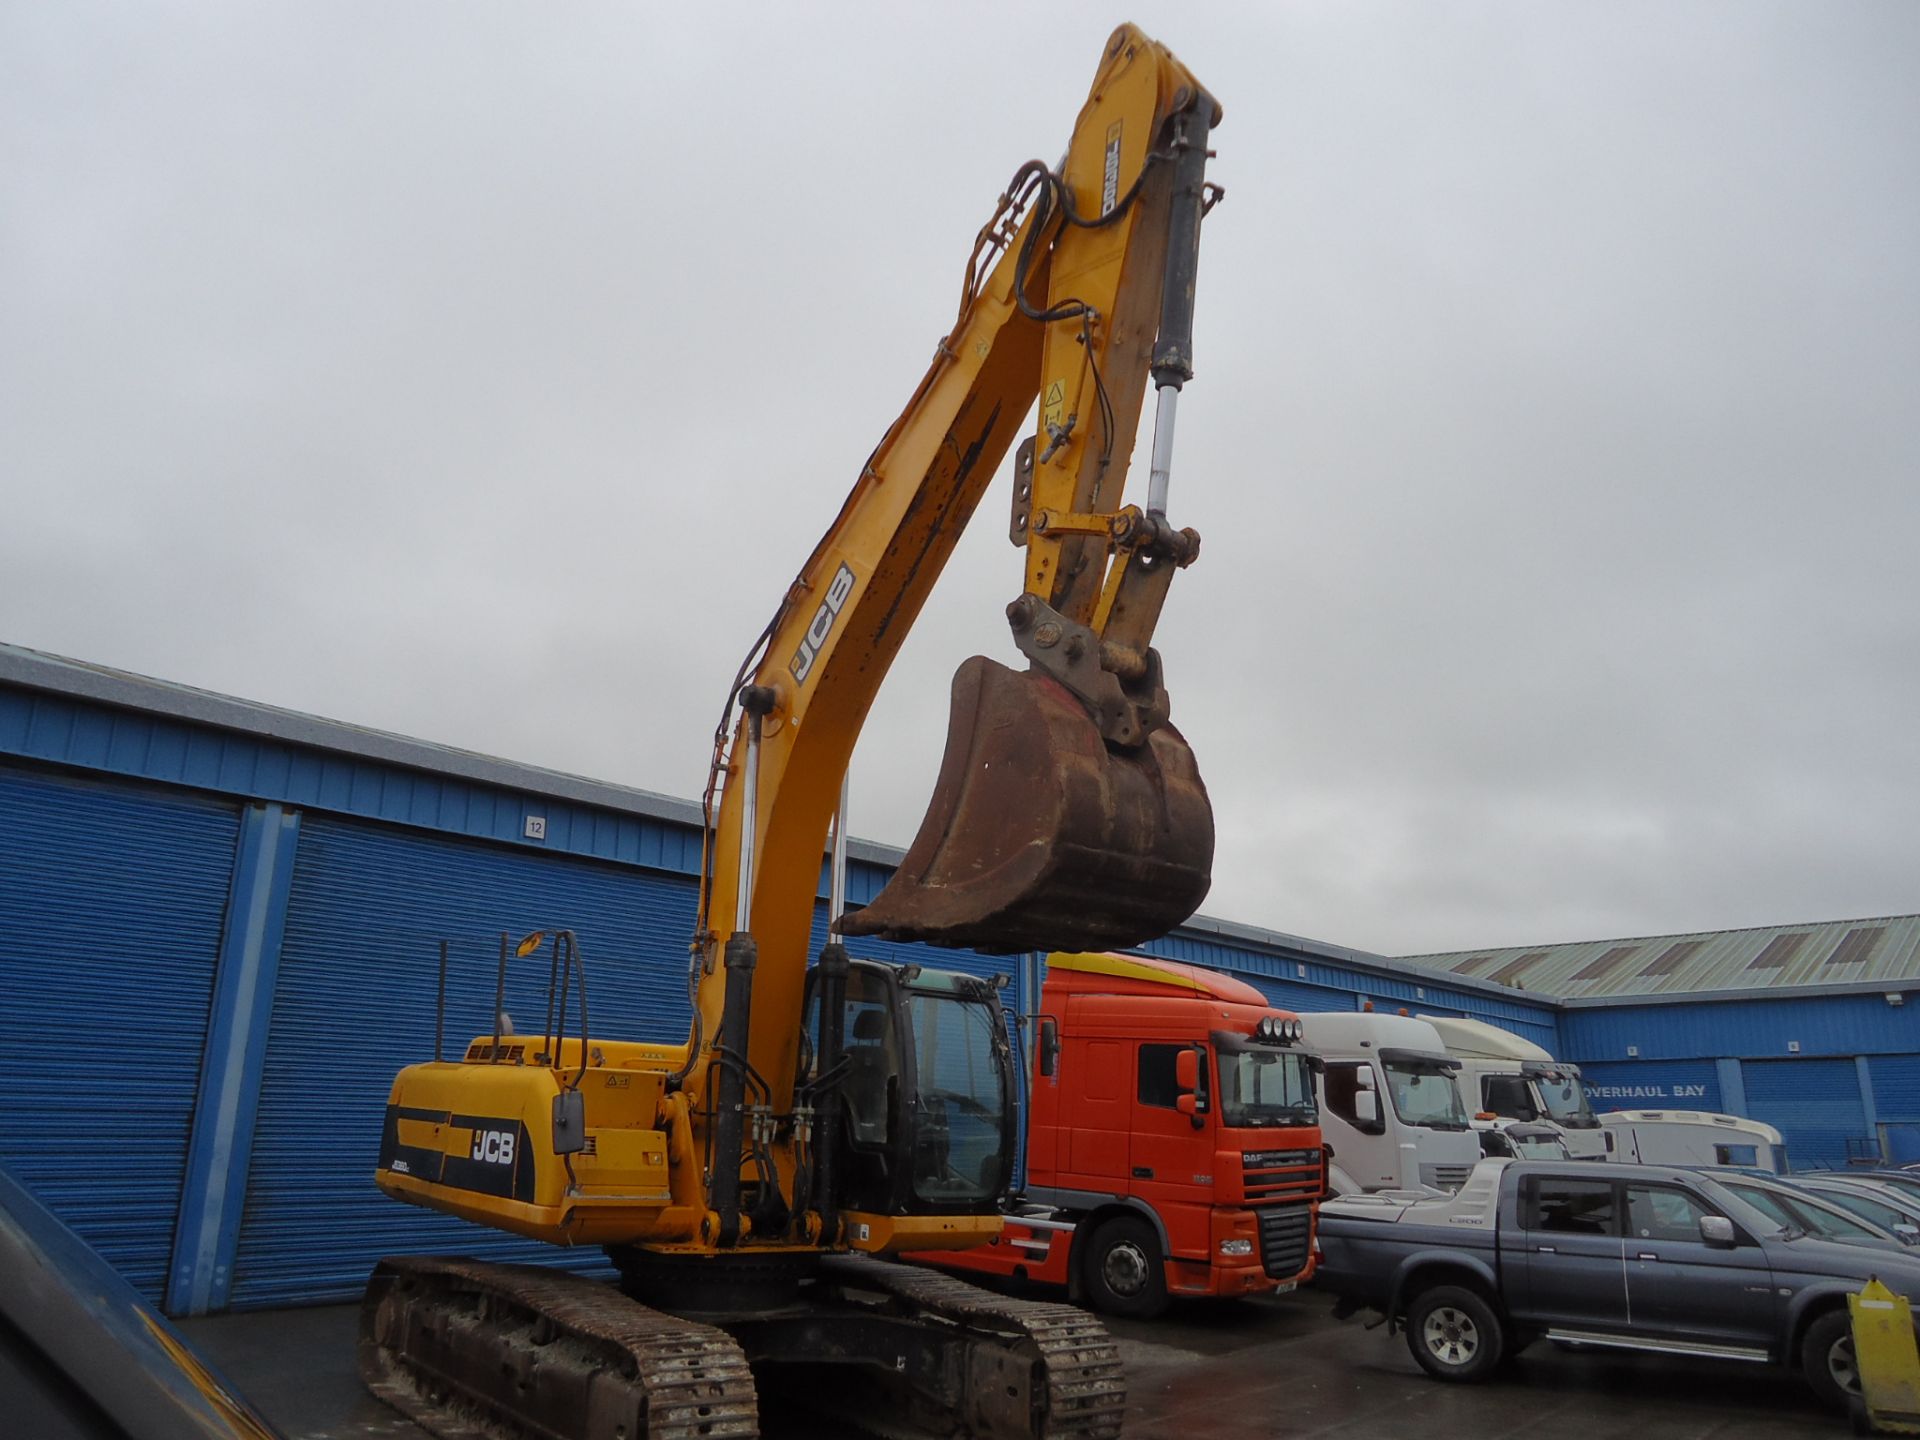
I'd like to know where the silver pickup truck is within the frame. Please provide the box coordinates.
[1315,1157,1920,1408]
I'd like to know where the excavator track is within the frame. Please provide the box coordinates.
[763,1256,1126,1440]
[359,1256,760,1440]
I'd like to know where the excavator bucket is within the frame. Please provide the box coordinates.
[838,656,1213,954]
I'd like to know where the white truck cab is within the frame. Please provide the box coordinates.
[1599,1109,1785,1171]
[1300,1013,1483,1195]
[1418,1014,1608,1159]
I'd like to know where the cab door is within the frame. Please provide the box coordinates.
[1515,1175,1628,1331]
[1622,1184,1777,1350]
[1127,1042,1213,1261]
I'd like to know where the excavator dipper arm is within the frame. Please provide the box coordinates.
[691,23,1223,1169]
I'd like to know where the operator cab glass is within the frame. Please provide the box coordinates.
[1212,1032,1316,1129]
[807,959,1015,1216]
[906,983,1011,1204]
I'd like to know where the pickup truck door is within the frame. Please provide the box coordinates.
[1514,1175,1628,1330]
[1622,1184,1777,1351]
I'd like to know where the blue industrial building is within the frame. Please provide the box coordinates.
[2,641,1911,1315]
[1408,927,1920,1174]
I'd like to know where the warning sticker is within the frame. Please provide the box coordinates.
[1042,380,1066,435]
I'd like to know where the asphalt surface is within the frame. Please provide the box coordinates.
[180,1285,1842,1440]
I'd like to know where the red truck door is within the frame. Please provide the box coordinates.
[1130,1042,1211,1214]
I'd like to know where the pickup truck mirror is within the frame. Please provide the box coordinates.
[1699,1214,1737,1248]
[1896,1225,1920,1247]
[1354,1089,1381,1128]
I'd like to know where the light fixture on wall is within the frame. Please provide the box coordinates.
[1627,1045,1639,1057]
[1788,1040,1801,1053]
[1888,993,1906,1007]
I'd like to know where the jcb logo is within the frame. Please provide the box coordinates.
[471,1129,516,1166]
[788,563,856,685]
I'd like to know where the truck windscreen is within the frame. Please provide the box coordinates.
[1217,1048,1316,1129]
[1536,1072,1596,1126]
[1385,1061,1469,1130]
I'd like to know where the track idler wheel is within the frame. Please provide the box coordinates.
[838,656,1213,954]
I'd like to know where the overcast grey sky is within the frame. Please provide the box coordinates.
[3,3,1916,957]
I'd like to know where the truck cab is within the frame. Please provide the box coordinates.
[1418,1015,1607,1158]
[1299,1013,1482,1195]
[920,951,1324,1316]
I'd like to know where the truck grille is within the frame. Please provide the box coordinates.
[1256,1202,1313,1281]
[1241,1147,1324,1203]
[1419,1163,1474,1190]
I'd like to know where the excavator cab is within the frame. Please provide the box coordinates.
[806,959,1016,1217]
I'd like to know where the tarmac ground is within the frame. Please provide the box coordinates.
[180,1283,1842,1440]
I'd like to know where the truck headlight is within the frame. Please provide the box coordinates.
[1219,1238,1254,1257]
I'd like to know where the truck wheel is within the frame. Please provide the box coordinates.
[1405,1285,1505,1382]
[1082,1217,1169,1319]
[1802,1309,1861,1411]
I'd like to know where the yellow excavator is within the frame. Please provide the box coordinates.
[361,24,1221,1440]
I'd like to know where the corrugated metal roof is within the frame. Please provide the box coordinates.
[1403,914,1920,1000]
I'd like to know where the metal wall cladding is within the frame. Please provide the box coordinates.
[1574,1059,1722,1114]
[1742,1058,1868,1173]
[1561,993,1920,1062]
[0,764,239,1303]
[228,815,703,1309]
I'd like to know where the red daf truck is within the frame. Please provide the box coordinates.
[911,951,1325,1317]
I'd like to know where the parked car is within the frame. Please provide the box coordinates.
[1844,1170,1920,1206]
[1316,1157,1920,1408]
[1709,1171,1914,1249]
[1789,1174,1920,1240]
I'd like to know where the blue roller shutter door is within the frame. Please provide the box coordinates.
[1742,1058,1867,1173]
[0,766,237,1303]
[1871,1057,1920,1124]
[228,816,699,1308]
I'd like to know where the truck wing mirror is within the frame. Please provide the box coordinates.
[1699,1214,1736,1248]
[1354,1089,1380,1128]
[1038,1017,1059,1078]
[1175,1046,1200,1093]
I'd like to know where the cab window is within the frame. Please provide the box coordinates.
[1138,1043,1205,1111]
[1527,1178,1617,1235]
[1627,1186,1711,1243]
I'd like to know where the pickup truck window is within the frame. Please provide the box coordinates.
[1627,1186,1711,1243]
[1527,1177,1617,1235]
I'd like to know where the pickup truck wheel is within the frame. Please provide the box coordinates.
[1082,1216,1169,1319]
[1803,1309,1861,1411]
[1406,1286,1505,1382]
